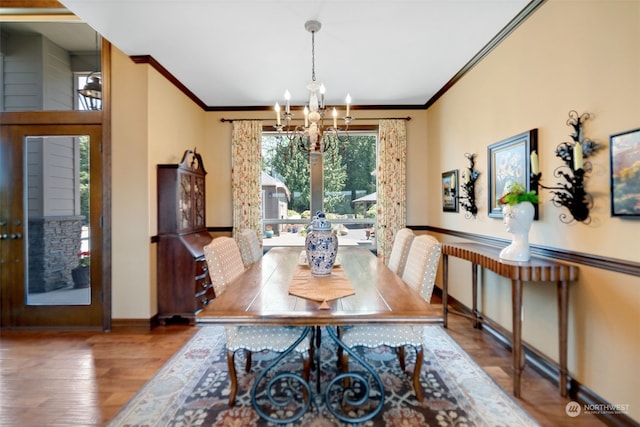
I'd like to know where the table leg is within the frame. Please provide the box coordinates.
[558,280,569,397]
[443,254,449,328]
[325,326,384,423]
[511,279,524,398]
[315,325,322,393]
[250,326,312,424]
[472,263,481,329]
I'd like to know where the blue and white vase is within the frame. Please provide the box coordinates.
[305,211,338,276]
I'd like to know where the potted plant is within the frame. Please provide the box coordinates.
[264,225,274,238]
[497,182,539,206]
[72,251,91,288]
[497,183,539,262]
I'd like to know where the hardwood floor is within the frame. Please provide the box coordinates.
[0,307,605,427]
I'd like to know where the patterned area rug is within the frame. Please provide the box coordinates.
[107,326,539,426]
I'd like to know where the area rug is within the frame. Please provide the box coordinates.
[106,326,539,426]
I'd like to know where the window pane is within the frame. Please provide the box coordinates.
[323,134,377,246]
[262,132,377,248]
[0,22,100,112]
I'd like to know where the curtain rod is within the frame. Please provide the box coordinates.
[219,117,411,123]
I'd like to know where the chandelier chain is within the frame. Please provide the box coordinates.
[311,30,316,82]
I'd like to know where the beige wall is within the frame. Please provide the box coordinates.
[110,0,638,420]
[111,47,206,319]
[425,0,639,419]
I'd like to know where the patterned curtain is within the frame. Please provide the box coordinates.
[377,119,407,263]
[231,121,263,243]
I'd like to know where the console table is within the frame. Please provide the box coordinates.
[441,242,578,398]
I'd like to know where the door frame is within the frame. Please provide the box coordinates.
[0,6,112,330]
[0,113,111,329]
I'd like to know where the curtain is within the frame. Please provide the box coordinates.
[231,121,263,243]
[377,119,407,263]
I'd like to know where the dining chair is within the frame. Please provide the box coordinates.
[204,236,312,406]
[237,228,263,266]
[386,227,415,276]
[338,234,442,402]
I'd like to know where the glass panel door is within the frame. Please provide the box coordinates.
[0,124,103,328]
[25,135,91,306]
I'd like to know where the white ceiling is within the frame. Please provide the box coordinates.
[51,0,535,109]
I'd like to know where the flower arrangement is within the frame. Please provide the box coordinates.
[498,182,539,206]
[265,225,273,231]
[78,251,91,268]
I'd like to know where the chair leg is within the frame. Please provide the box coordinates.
[302,350,312,402]
[244,350,252,373]
[309,327,317,370]
[227,349,238,407]
[340,350,350,388]
[395,346,406,371]
[413,346,424,402]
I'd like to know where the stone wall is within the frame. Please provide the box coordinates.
[28,216,83,292]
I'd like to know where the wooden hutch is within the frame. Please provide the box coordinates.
[156,149,213,325]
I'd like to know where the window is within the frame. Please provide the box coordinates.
[262,132,377,248]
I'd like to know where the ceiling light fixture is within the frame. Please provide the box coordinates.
[274,20,352,155]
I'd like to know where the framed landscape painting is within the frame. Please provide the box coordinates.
[610,127,640,217]
[442,170,458,212]
[487,129,538,219]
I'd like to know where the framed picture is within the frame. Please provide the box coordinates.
[487,129,538,219]
[442,170,458,212]
[610,127,640,217]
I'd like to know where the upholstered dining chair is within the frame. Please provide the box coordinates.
[386,227,415,276]
[237,228,263,267]
[203,236,311,406]
[338,234,442,402]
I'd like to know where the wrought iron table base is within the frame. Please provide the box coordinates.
[250,325,385,424]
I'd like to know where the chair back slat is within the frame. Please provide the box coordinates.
[401,235,442,302]
[387,228,415,276]
[204,237,246,297]
[237,229,263,266]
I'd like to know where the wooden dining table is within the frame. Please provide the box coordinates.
[198,245,443,423]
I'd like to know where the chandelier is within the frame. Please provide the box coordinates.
[274,20,353,155]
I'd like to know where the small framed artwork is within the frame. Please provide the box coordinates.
[442,170,458,212]
[487,129,538,219]
[610,127,640,217]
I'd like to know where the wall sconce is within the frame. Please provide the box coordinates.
[78,31,102,111]
[78,72,102,110]
[531,110,602,223]
[458,153,480,218]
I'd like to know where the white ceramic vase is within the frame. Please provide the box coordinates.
[305,211,338,276]
[499,201,534,262]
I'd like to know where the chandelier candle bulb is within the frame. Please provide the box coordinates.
[573,142,583,170]
[285,90,291,113]
[530,151,539,175]
[273,20,354,155]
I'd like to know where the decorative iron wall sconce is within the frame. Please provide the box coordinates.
[458,153,480,218]
[531,110,602,223]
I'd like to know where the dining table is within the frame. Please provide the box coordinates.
[198,245,443,424]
